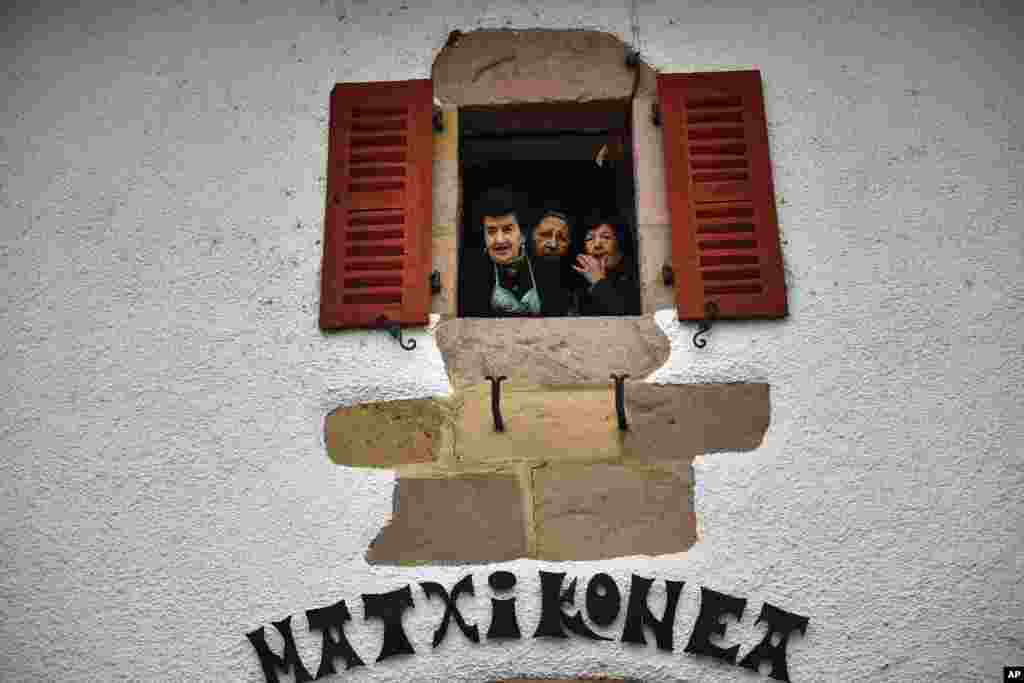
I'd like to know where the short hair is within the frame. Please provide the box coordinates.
[536,207,571,228]
[474,187,525,229]
[582,214,633,259]
[529,203,572,243]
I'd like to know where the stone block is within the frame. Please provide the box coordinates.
[433,29,648,106]
[434,317,670,389]
[622,383,771,459]
[635,223,676,315]
[431,229,458,317]
[632,94,670,227]
[533,464,697,561]
[366,475,528,565]
[456,383,622,467]
[324,398,452,468]
[455,380,769,466]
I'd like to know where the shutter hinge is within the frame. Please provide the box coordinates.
[692,301,719,349]
[652,102,661,127]
[432,106,444,133]
[430,270,442,294]
[625,46,642,68]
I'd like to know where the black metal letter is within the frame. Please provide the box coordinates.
[620,574,684,651]
[586,573,622,628]
[533,571,609,641]
[421,575,480,648]
[737,602,810,682]
[487,571,521,640]
[684,586,747,664]
[362,585,416,662]
[246,616,315,683]
[305,600,364,678]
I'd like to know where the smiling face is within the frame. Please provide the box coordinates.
[482,213,524,265]
[532,215,571,260]
[583,223,622,269]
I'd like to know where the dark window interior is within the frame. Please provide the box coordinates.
[458,102,639,317]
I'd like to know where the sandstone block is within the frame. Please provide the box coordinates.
[433,29,654,106]
[434,317,671,389]
[456,383,621,467]
[325,398,452,468]
[622,383,771,459]
[366,475,528,565]
[534,463,697,561]
[455,381,770,466]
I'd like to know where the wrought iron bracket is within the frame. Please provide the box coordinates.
[610,373,630,431]
[377,315,416,351]
[692,301,719,349]
[484,375,507,432]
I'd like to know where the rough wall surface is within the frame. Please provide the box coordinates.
[2,2,1022,683]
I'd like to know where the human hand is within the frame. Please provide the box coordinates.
[572,254,607,285]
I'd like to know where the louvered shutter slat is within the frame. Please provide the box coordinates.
[658,70,788,321]
[319,79,432,330]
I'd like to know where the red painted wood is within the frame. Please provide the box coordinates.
[657,70,788,321]
[319,79,432,330]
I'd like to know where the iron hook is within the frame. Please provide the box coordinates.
[692,301,719,349]
[484,375,508,432]
[377,315,416,351]
[610,373,630,431]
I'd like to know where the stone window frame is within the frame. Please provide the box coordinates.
[323,30,780,567]
[429,29,677,320]
[454,100,643,318]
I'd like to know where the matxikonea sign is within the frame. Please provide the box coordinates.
[247,570,809,682]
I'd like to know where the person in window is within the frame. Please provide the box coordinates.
[572,217,642,316]
[528,205,577,316]
[459,188,568,317]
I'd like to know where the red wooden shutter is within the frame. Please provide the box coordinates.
[657,70,787,321]
[319,79,432,330]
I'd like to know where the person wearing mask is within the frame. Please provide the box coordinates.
[528,205,576,315]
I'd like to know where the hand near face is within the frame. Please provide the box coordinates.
[573,254,607,285]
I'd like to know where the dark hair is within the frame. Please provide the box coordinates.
[474,187,525,230]
[528,202,572,245]
[582,214,633,260]
[536,206,571,227]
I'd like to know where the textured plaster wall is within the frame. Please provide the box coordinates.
[2,1,1021,682]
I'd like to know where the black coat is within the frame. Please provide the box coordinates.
[458,250,572,318]
[574,261,641,316]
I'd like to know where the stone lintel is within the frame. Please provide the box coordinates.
[433,29,656,107]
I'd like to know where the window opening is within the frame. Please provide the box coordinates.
[457,102,640,318]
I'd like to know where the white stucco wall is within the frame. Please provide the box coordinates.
[2,1,1021,681]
